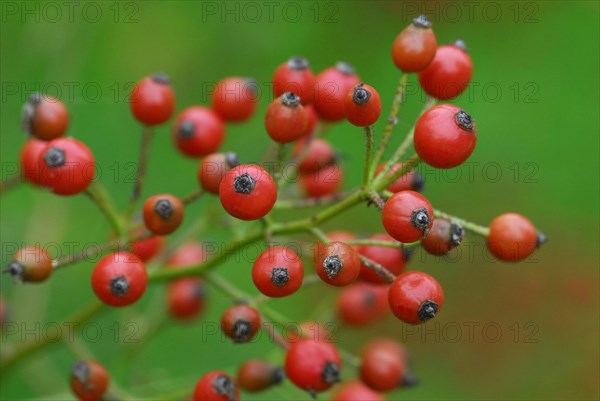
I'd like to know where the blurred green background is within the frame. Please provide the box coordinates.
[1,1,598,400]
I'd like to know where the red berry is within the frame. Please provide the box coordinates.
[172,106,225,157]
[130,73,175,125]
[332,380,386,401]
[295,321,335,343]
[344,83,382,127]
[237,360,284,392]
[91,252,147,307]
[285,339,341,393]
[166,241,205,268]
[211,77,258,122]
[265,92,308,143]
[38,137,95,195]
[375,163,425,193]
[418,40,473,100]
[143,194,185,235]
[292,138,336,173]
[391,15,437,72]
[252,246,304,298]
[221,304,261,343]
[70,360,109,401]
[168,278,206,320]
[301,104,319,137]
[130,230,164,262]
[414,104,477,168]
[421,218,464,255]
[272,56,315,105]
[299,163,343,197]
[487,213,544,262]
[358,233,408,284]
[382,191,434,243]
[198,152,240,194]
[314,241,361,287]
[193,371,239,401]
[4,246,52,283]
[388,271,443,324]
[337,282,389,326]
[20,138,47,185]
[360,338,407,391]
[313,62,360,122]
[219,164,277,220]
[22,93,69,140]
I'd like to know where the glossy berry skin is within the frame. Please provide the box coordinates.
[314,241,361,287]
[265,92,308,143]
[20,138,47,185]
[143,194,184,235]
[193,371,239,401]
[70,360,109,401]
[221,304,261,343]
[252,246,304,298]
[168,278,206,320]
[299,163,342,198]
[313,62,360,122]
[358,233,407,284]
[285,339,341,393]
[360,339,406,392]
[166,241,205,268]
[414,104,477,168]
[4,246,52,283]
[301,104,319,137]
[237,360,284,392]
[38,137,95,195]
[419,41,473,100]
[332,380,386,401]
[130,73,175,126]
[382,191,434,243]
[388,271,444,324]
[344,83,382,127]
[130,232,164,262]
[91,252,147,307]
[22,94,69,140]
[172,106,225,157]
[421,218,464,255]
[211,77,258,122]
[392,16,437,72]
[337,282,389,326]
[219,164,277,220]
[293,138,335,173]
[487,213,543,262]
[375,163,425,193]
[272,56,315,105]
[198,152,239,194]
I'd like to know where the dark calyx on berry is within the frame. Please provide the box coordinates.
[281,92,301,107]
[412,172,425,192]
[272,367,285,384]
[323,255,343,279]
[233,173,256,194]
[536,231,547,248]
[321,361,341,384]
[335,61,355,76]
[151,72,170,85]
[450,222,465,246]
[110,275,130,296]
[245,78,259,95]
[44,147,66,167]
[453,39,468,52]
[454,110,474,131]
[352,83,371,105]
[3,260,24,281]
[225,152,240,168]
[178,121,195,139]
[232,319,252,343]
[411,208,431,231]
[271,267,289,287]
[213,375,237,401]
[71,361,90,383]
[22,93,42,134]
[288,56,309,70]
[418,299,438,321]
[154,199,174,219]
[402,372,419,387]
[412,14,432,28]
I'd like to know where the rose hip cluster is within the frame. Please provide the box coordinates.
[3,15,547,401]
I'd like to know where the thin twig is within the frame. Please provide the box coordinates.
[181,188,204,206]
[363,125,375,188]
[126,126,153,221]
[85,183,126,237]
[274,190,353,209]
[0,174,22,194]
[433,209,490,237]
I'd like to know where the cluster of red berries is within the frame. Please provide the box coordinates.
[2,14,547,401]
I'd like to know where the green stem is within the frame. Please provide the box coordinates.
[85,183,126,237]
[274,191,353,209]
[181,188,204,206]
[274,143,287,187]
[346,239,420,249]
[0,174,22,195]
[362,125,375,188]
[374,154,421,190]
[433,209,490,237]
[126,126,153,222]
